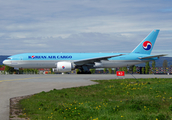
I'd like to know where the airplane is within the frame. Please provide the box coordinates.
[3,29,166,74]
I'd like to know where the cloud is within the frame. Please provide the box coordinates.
[0,0,172,56]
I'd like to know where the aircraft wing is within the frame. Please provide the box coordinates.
[138,54,167,59]
[74,54,124,65]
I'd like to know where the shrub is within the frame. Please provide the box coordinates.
[169,104,172,111]
[156,113,166,120]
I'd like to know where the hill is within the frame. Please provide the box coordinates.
[155,57,172,67]
[0,55,9,65]
[138,57,172,67]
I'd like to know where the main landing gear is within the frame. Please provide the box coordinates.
[76,66,92,74]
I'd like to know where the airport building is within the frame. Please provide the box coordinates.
[0,66,5,74]
[150,67,172,74]
[94,67,172,75]
[1,65,172,75]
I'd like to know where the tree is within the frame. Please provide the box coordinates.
[50,68,54,74]
[103,68,107,73]
[142,67,145,74]
[76,69,80,74]
[133,66,136,73]
[145,62,150,74]
[23,68,36,74]
[19,68,24,74]
[152,61,156,71]
[119,67,122,71]
[114,68,116,74]
[129,65,134,73]
[4,65,15,74]
[90,69,95,74]
[163,60,168,68]
[34,69,39,74]
[122,67,127,74]
[108,68,112,74]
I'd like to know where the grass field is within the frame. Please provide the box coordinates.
[18,78,172,120]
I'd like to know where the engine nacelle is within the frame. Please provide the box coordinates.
[94,62,103,68]
[53,62,74,72]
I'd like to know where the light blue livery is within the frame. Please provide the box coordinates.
[3,29,166,73]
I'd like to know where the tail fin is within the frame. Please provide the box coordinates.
[132,29,160,54]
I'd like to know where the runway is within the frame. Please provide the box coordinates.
[1,74,172,120]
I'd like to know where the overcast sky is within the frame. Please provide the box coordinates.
[0,0,172,56]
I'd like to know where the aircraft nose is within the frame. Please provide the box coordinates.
[3,60,11,65]
[3,60,7,65]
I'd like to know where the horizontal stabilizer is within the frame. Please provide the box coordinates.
[138,54,167,59]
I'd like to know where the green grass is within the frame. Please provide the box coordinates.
[19,78,172,120]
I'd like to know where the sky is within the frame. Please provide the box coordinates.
[0,0,172,56]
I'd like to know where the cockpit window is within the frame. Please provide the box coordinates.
[7,58,11,60]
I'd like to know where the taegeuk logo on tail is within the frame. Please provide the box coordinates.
[143,41,152,50]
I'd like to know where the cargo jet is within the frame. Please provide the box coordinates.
[3,29,166,73]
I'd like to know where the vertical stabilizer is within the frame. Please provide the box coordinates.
[132,29,160,54]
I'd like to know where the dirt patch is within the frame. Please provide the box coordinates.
[10,95,33,120]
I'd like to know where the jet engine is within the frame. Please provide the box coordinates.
[94,62,103,68]
[53,62,75,72]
